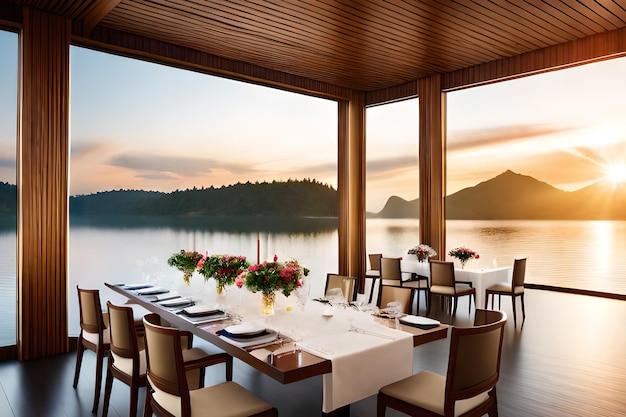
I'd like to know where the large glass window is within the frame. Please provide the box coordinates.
[446,58,626,296]
[69,47,337,335]
[0,30,18,347]
[365,99,419,257]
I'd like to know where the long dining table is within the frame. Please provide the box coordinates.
[400,260,513,308]
[105,282,449,416]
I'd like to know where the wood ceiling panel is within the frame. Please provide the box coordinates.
[7,0,626,92]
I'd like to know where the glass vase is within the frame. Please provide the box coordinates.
[261,291,276,315]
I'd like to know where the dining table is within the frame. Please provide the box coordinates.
[400,259,513,308]
[105,281,449,416]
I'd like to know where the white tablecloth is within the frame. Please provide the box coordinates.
[298,320,413,413]
[164,283,415,413]
[401,261,512,308]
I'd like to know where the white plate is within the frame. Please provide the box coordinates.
[224,323,266,336]
[399,315,440,328]
[182,305,220,315]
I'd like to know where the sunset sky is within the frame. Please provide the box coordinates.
[1,30,626,212]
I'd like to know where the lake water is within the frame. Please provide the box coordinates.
[1,218,625,344]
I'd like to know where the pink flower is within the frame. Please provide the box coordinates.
[249,264,259,272]
[235,276,244,288]
[475,254,480,259]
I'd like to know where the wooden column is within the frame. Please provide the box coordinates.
[17,8,71,359]
[418,75,446,260]
[337,90,366,291]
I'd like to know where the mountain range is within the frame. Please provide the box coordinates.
[1,171,625,220]
[373,170,626,220]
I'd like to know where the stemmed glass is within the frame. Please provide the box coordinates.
[294,278,311,312]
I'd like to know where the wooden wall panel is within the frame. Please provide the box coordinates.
[365,80,418,107]
[337,91,366,291]
[442,27,626,92]
[73,26,353,102]
[418,75,445,260]
[18,8,70,360]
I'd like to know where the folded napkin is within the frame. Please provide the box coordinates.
[181,305,223,317]
[123,283,153,290]
[158,297,192,307]
[136,287,169,295]
[217,328,278,348]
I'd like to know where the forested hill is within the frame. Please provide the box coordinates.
[69,179,338,217]
[0,182,16,213]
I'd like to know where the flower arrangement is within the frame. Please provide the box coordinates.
[448,246,479,268]
[241,254,310,298]
[407,244,437,262]
[197,254,250,294]
[167,249,204,284]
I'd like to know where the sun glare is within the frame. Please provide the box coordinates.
[605,163,626,183]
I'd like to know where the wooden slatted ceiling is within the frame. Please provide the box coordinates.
[9,0,626,91]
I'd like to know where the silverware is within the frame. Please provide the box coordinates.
[244,338,283,352]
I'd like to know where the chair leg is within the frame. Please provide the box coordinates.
[92,347,105,413]
[426,292,432,316]
[102,364,113,417]
[485,292,490,309]
[129,381,139,417]
[143,385,152,417]
[73,339,84,388]
[520,293,526,323]
[511,295,517,328]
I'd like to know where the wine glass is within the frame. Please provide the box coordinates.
[294,278,311,312]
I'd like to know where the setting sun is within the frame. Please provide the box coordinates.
[605,163,626,183]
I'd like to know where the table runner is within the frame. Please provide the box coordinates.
[298,322,413,413]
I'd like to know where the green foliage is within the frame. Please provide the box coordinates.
[69,179,338,217]
[167,250,203,284]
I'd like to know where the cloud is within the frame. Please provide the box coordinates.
[108,152,257,177]
[0,157,15,168]
[366,155,417,176]
[447,124,577,152]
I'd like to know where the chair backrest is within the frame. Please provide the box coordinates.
[444,309,507,416]
[429,260,456,287]
[512,258,527,288]
[380,257,402,283]
[143,313,191,416]
[325,274,357,302]
[377,285,412,314]
[107,301,140,360]
[368,253,382,271]
[77,286,106,335]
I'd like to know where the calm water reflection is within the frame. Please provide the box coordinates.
[1,217,625,342]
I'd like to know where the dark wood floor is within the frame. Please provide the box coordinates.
[0,289,624,417]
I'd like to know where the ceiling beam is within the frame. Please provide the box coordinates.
[79,0,122,35]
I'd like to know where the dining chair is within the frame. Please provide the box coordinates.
[73,286,110,414]
[377,309,507,417]
[377,285,413,314]
[380,257,429,314]
[365,253,382,303]
[325,273,358,302]
[142,313,278,417]
[102,307,233,417]
[427,261,476,317]
[485,257,527,328]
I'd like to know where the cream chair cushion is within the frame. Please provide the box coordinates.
[380,370,490,417]
[83,329,110,345]
[149,378,274,417]
[111,349,146,376]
